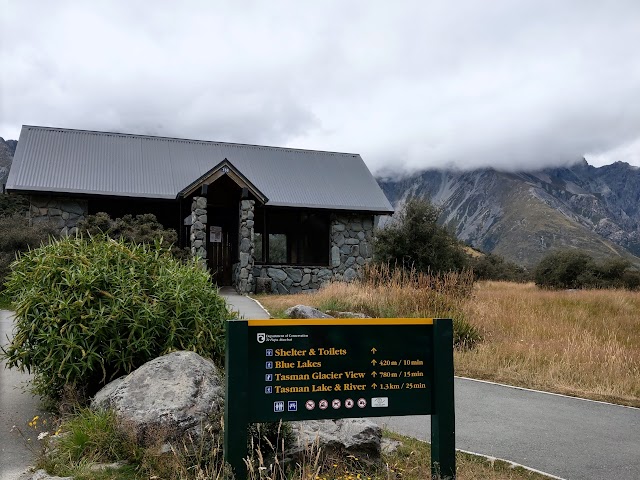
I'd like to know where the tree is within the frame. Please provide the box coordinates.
[534,250,594,289]
[373,198,467,273]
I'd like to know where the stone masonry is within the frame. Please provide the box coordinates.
[252,213,374,294]
[28,195,88,236]
[235,199,255,293]
[190,196,207,259]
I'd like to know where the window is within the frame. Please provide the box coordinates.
[254,207,330,266]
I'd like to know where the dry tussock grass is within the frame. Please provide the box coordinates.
[256,275,640,407]
[259,264,474,319]
[456,281,640,406]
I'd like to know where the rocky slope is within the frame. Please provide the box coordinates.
[378,160,640,268]
[0,137,17,188]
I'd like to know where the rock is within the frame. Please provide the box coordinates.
[300,273,311,286]
[285,305,333,319]
[256,277,271,294]
[331,246,341,267]
[289,419,382,463]
[240,238,252,253]
[196,197,207,209]
[381,438,402,454]
[326,311,371,318]
[343,268,358,282]
[267,268,288,282]
[31,470,73,480]
[284,268,303,283]
[91,351,224,445]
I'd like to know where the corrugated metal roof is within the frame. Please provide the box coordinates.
[7,126,394,213]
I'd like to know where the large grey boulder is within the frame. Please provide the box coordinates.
[285,305,333,319]
[289,419,382,463]
[91,351,224,445]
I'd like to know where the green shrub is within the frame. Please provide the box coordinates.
[471,253,530,282]
[534,249,639,290]
[77,212,190,261]
[1,235,234,402]
[0,193,29,217]
[0,216,58,290]
[374,198,468,274]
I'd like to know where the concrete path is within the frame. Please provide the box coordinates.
[0,310,43,480]
[219,287,270,319]
[372,377,640,480]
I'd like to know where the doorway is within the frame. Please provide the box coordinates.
[206,176,241,286]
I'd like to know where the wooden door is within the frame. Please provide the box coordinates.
[209,227,233,285]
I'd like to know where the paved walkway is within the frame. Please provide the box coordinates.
[373,378,640,480]
[0,310,43,480]
[219,287,270,319]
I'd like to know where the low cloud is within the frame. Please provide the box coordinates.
[1,0,639,175]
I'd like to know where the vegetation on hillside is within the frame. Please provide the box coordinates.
[1,235,233,402]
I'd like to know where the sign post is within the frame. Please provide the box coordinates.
[224,317,455,479]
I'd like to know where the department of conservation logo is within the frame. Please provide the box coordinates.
[257,333,266,343]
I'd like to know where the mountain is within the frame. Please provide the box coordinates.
[378,160,640,268]
[0,137,17,187]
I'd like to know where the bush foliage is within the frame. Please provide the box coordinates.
[534,249,640,290]
[471,252,530,282]
[374,198,468,273]
[0,215,58,291]
[1,235,233,401]
[77,212,189,260]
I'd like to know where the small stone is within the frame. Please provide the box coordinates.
[240,252,250,268]
[284,278,293,288]
[196,197,207,209]
[198,215,208,224]
[356,256,367,265]
[332,223,346,232]
[334,233,345,247]
[193,240,203,248]
[301,274,311,286]
[194,208,207,215]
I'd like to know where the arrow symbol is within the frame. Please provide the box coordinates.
[371,371,377,377]
[371,359,377,366]
[371,347,377,354]
[371,383,378,389]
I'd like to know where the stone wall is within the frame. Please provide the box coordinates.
[190,196,207,259]
[235,200,255,293]
[28,195,88,235]
[252,213,374,294]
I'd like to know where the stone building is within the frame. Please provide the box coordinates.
[7,125,393,293]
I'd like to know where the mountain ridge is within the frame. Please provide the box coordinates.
[378,160,640,268]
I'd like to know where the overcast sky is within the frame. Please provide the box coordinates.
[1,1,639,175]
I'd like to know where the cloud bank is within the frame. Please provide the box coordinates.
[1,0,639,174]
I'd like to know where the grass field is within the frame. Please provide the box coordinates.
[255,278,640,407]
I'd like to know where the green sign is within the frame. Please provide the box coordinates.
[225,318,455,479]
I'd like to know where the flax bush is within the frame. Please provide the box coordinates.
[1,235,234,402]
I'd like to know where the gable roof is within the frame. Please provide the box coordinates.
[7,125,394,213]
